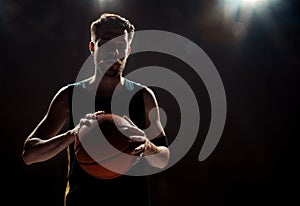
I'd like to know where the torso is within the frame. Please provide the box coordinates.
[65,78,151,206]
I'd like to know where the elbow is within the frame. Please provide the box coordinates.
[147,147,170,169]
[157,150,170,169]
[153,158,169,169]
[22,139,39,165]
[156,161,169,170]
[22,149,34,165]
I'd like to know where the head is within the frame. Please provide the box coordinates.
[89,13,135,77]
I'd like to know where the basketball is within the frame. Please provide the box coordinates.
[74,113,143,179]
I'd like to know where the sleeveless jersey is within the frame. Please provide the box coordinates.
[65,78,168,206]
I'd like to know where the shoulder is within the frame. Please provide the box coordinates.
[124,78,143,91]
[142,86,156,98]
[54,82,82,99]
[49,81,85,109]
[52,85,69,100]
[142,87,159,110]
[48,85,71,109]
[63,79,91,98]
[124,78,156,99]
[66,80,87,91]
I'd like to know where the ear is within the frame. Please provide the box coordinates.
[89,41,95,54]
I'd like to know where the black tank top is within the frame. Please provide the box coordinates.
[65,79,167,206]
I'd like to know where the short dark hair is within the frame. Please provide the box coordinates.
[90,13,135,44]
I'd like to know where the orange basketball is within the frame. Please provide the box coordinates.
[74,113,143,179]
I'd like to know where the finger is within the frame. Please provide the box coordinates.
[94,110,105,116]
[85,113,97,120]
[118,126,139,138]
[123,115,136,126]
[71,124,80,137]
[121,127,144,137]
[130,144,145,155]
[74,124,80,132]
[94,111,106,124]
[122,115,146,135]
[116,121,145,136]
[79,118,86,127]
[117,126,129,132]
[79,118,93,127]
[129,135,147,142]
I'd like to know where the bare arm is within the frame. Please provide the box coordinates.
[22,86,77,165]
[131,87,170,169]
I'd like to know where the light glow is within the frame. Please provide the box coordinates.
[217,0,281,40]
[243,0,265,8]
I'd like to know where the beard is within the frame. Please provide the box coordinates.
[105,63,124,77]
[104,58,126,77]
[95,57,127,77]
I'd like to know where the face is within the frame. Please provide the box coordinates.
[92,23,130,78]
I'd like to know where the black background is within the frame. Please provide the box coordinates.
[1,0,299,205]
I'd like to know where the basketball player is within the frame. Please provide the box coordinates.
[22,13,170,206]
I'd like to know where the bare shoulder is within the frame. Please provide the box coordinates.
[123,78,159,107]
[40,84,73,124]
[141,85,155,96]
[140,85,166,137]
[25,84,72,141]
[53,85,70,99]
[48,85,70,111]
[141,85,158,107]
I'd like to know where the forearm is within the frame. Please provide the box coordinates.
[22,130,76,165]
[144,146,170,169]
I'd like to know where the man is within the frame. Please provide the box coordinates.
[22,13,170,206]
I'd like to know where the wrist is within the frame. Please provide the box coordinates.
[144,141,160,156]
[68,128,78,139]
[151,144,161,154]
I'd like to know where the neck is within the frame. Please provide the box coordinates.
[87,73,125,98]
